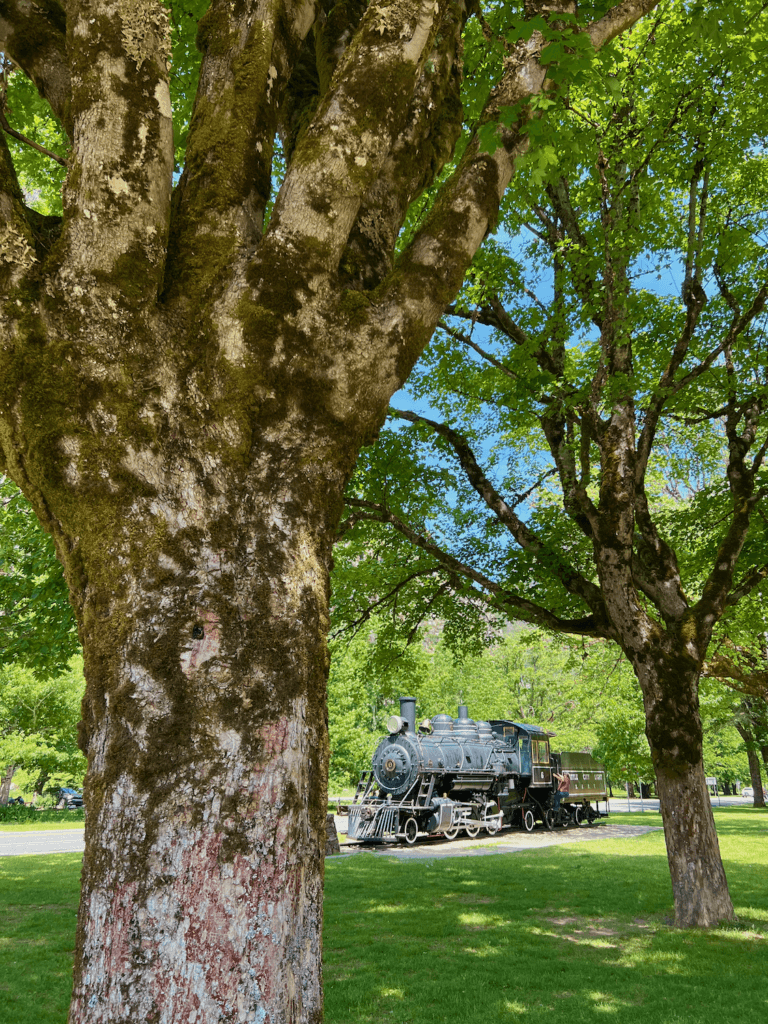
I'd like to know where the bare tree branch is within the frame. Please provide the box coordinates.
[344,496,604,636]
[391,407,607,614]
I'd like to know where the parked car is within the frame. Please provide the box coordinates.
[57,787,83,809]
[741,787,754,798]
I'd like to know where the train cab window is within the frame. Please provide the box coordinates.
[533,740,549,765]
[503,727,517,744]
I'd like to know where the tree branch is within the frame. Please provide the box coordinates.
[329,567,443,639]
[56,1,174,294]
[264,0,449,276]
[376,0,661,401]
[0,107,67,167]
[637,282,768,482]
[337,1,466,290]
[0,124,37,291]
[725,562,768,608]
[437,319,522,383]
[166,0,320,300]
[0,0,71,134]
[344,496,604,636]
[392,407,607,614]
[704,654,768,699]
[586,0,663,49]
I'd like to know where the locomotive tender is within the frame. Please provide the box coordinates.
[348,696,609,844]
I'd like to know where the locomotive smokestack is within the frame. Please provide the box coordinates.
[399,696,417,733]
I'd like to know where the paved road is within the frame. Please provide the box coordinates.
[0,829,86,857]
[335,820,662,860]
[608,795,752,813]
[0,796,754,858]
[0,822,659,860]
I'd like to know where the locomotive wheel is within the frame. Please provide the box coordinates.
[485,817,501,836]
[464,822,481,838]
[523,808,536,833]
[559,809,570,828]
[574,805,586,827]
[444,824,460,840]
[543,808,555,831]
[403,817,419,845]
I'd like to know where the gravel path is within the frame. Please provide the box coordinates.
[332,819,661,860]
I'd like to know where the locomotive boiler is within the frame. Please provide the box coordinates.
[347,696,609,844]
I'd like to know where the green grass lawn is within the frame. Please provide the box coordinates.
[0,820,85,833]
[1,808,766,1024]
[0,853,81,1024]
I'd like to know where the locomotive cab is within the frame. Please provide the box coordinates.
[489,721,552,786]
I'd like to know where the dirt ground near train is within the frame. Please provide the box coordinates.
[333,817,661,859]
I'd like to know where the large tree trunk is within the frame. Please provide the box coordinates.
[68,473,339,1024]
[640,660,735,927]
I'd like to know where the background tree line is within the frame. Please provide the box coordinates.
[4,469,765,806]
[326,620,766,800]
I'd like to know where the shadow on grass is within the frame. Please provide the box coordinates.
[1,814,766,1024]
[0,853,82,1024]
[324,816,768,1024]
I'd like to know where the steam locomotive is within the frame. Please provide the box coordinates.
[348,696,609,844]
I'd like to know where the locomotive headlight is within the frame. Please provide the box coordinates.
[386,715,406,734]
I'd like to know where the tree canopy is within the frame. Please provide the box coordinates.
[0,475,79,676]
[336,0,768,663]
[0,656,87,800]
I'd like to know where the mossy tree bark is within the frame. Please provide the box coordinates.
[638,659,735,926]
[1,1,661,1021]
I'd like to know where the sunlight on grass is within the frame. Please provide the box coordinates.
[588,990,626,1013]
[364,902,408,914]
[710,926,766,940]
[501,999,527,1014]
[457,910,506,927]
[733,906,768,923]
[2,808,767,1024]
